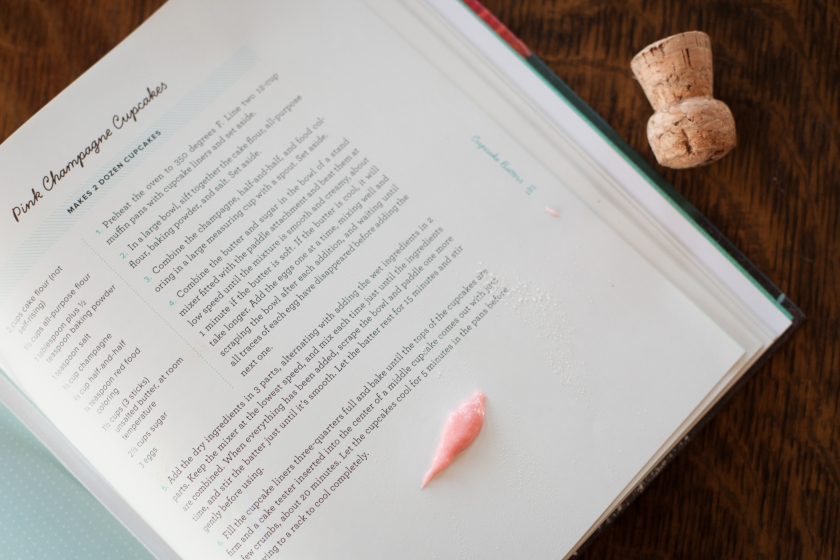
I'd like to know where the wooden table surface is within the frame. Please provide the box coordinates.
[1,0,837,558]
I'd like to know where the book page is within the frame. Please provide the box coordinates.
[0,0,744,557]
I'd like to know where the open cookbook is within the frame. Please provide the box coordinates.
[0,0,803,558]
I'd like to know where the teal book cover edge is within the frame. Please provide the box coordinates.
[0,401,153,559]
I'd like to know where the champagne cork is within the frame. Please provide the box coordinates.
[631,31,736,169]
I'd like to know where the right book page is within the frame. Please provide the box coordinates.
[408,0,798,553]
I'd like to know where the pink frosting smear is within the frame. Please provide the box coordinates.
[421,390,486,488]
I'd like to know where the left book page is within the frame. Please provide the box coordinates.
[0,0,744,558]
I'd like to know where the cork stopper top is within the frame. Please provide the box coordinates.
[631,31,714,111]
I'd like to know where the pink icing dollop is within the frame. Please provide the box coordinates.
[421,390,486,489]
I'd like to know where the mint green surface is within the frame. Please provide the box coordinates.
[0,401,153,560]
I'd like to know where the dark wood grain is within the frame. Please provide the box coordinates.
[1,0,837,558]
[479,0,839,558]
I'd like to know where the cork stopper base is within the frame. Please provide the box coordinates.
[632,31,736,169]
[647,98,736,169]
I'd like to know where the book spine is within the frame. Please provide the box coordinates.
[460,0,531,57]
